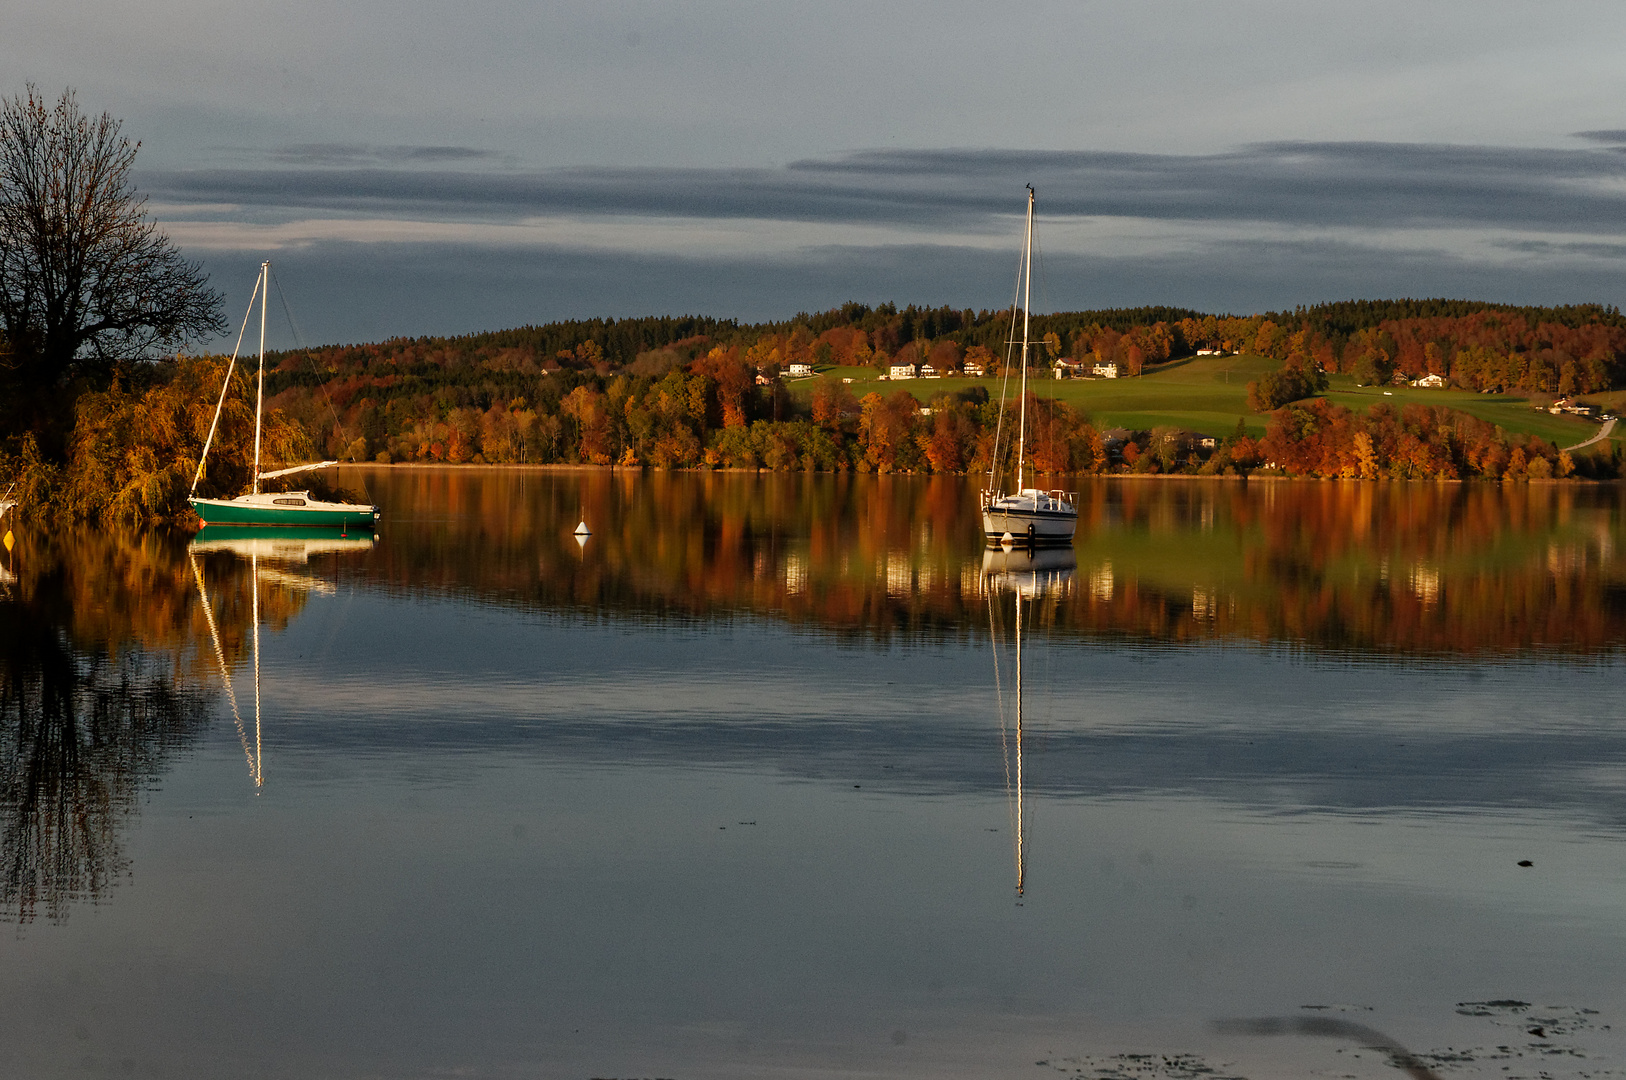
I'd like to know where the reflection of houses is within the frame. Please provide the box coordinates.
[1091,361,1119,378]
[889,363,917,380]
[963,361,985,377]
[1413,373,1447,388]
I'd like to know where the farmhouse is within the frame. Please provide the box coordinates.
[1092,361,1119,379]
[889,363,917,380]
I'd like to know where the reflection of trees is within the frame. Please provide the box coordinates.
[0,525,300,923]
[354,469,1626,656]
[0,606,208,922]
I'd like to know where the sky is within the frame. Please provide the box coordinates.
[8,0,1626,345]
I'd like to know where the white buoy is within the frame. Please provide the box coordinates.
[574,521,591,536]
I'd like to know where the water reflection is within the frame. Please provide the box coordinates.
[984,546,1077,898]
[347,468,1626,656]
[0,528,216,922]
[0,525,348,920]
[189,527,377,791]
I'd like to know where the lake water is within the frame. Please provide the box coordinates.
[2,469,1625,1080]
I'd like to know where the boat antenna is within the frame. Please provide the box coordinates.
[253,261,268,495]
[191,270,264,496]
[1016,185,1034,494]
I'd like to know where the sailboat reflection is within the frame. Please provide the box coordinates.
[983,545,1076,897]
[188,528,374,790]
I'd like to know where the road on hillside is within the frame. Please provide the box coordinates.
[1563,416,1618,452]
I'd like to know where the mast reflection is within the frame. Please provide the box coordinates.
[189,527,377,791]
[983,545,1076,897]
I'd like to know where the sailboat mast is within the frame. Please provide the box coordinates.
[1015,586,1026,896]
[252,261,268,495]
[1016,187,1034,494]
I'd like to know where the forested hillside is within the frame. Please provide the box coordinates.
[247,299,1624,481]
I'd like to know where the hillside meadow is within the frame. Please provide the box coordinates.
[809,352,1615,450]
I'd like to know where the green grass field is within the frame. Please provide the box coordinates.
[799,354,1615,449]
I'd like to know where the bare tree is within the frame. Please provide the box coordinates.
[0,86,223,404]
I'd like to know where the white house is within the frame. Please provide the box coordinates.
[889,363,917,380]
[1092,361,1119,379]
[1413,373,1447,388]
[787,360,814,377]
[963,361,985,377]
[919,363,940,378]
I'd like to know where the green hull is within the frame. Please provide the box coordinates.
[189,498,378,529]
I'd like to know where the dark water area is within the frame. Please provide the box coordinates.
[1,470,1624,1080]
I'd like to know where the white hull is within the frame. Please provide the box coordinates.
[982,489,1078,544]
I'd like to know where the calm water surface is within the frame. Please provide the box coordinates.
[2,469,1625,1080]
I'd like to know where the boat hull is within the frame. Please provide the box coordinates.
[189,497,379,529]
[982,506,1077,544]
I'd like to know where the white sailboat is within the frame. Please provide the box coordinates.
[189,261,380,529]
[981,186,1078,546]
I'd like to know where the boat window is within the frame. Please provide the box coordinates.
[273,498,307,506]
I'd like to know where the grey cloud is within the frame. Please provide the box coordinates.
[145,141,1626,232]
[1573,129,1626,144]
[266,142,500,166]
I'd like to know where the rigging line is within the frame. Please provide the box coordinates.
[191,274,262,495]
[188,552,259,782]
[988,232,1026,489]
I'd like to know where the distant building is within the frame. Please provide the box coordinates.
[754,373,771,386]
[919,363,940,378]
[963,361,985,377]
[1196,348,1218,356]
[1092,361,1119,379]
[889,363,917,380]
[787,360,814,377]
[1053,358,1086,379]
[1413,373,1447,388]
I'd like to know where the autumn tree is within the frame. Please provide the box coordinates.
[0,86,223,446]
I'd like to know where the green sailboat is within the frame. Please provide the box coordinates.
[188,261,380,529]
